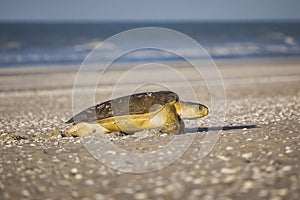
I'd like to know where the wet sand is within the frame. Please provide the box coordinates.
[0,58,299,199]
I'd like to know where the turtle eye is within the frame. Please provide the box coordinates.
[199,105,204,110]
[199,104,208,113]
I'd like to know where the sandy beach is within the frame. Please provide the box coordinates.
[0,58,299,199]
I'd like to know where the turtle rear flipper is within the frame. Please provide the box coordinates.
[66,123,108,137]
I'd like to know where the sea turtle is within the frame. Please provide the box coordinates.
[65,91,209,137]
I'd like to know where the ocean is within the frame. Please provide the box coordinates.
[0,22,300,67]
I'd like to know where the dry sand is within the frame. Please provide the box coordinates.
[0,58,299,199]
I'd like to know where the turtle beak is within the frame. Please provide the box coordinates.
[200,104,209,117]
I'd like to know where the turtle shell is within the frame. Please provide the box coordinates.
[66,91,179,123]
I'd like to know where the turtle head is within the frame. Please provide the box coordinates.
[175,101,209,119]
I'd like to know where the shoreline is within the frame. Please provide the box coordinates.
[1,56,300,69]
[1,57,299,97]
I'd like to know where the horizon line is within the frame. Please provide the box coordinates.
[1,19,300,24]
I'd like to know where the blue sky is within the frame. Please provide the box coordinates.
[1,0,300,22]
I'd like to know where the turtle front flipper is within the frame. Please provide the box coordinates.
[159,104,185,135]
